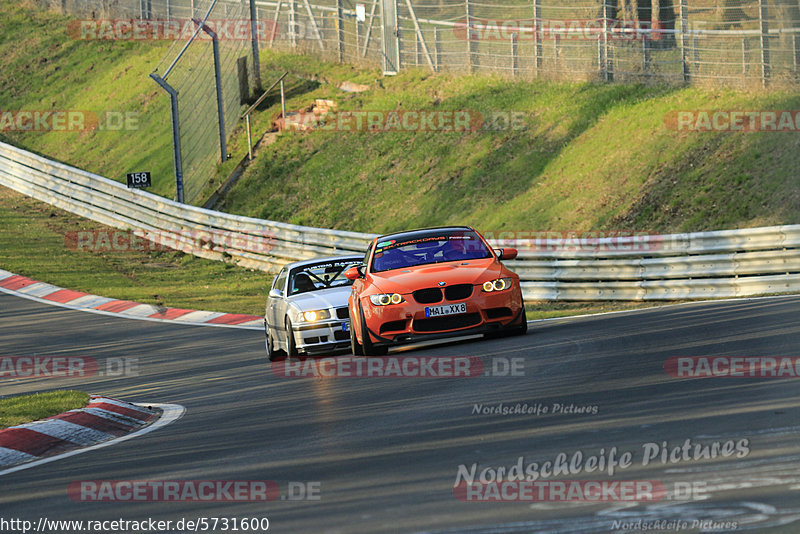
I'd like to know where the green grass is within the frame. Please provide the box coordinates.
[0,390,89,429]
[0,186,273,315]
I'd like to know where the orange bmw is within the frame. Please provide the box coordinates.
[345,226,527,356]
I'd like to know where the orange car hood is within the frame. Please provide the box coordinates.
[368,258,505,294]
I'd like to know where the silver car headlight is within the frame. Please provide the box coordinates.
[298,309,331,322]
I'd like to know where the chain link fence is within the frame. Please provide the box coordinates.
[257,0,799,86]
[36,0,261,204]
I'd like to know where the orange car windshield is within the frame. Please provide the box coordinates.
[371,231,492,272]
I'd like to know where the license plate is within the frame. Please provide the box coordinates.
[425,302,467,317]
[341,322,349,332]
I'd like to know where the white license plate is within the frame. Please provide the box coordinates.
[425,302,467,317]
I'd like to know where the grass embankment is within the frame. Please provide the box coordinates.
[223,56,800,233]
[0,390,88,429]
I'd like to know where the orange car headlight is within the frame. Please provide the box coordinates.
[482,277,514,292]
[370,293,405,305]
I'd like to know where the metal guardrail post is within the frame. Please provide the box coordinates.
[149,74,185,204]
[281,79,286,121]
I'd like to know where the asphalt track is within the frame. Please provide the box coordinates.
[1,291,800,533]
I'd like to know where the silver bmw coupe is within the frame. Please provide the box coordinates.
[265,255,363,360]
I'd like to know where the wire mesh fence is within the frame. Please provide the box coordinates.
[35,0,800,204]
[36,0,261,204]
[255,0,799,86]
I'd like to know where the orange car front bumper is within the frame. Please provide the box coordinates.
[360,285,524,345]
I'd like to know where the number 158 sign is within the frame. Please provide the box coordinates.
[126,172,151,189]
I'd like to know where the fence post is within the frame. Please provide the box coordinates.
[533,0,542,75]
[361,0,378,57]
[642,34,650,74]
[249,0,262,91]
[415,28,420,66]
[211,33,227,163]
[356,18,361,54]
[336,0,345,62]
[465,0,474,73]
[398,25,404,70]
[289,0,296,48]
[554,34,560,67]
[270,0,282,48]
[510,32,518,77]
[434,26,440,71]
[301,0,325,51]
[679,0,689,82]
[598,34,603,77]
[602,0,613,81]
[149,74,184,204]
[758,0,771,86]
[794,34,800,75]
[742,37,748,81]
[405,0,435,71]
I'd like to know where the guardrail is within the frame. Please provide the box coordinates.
[1,140,799,301]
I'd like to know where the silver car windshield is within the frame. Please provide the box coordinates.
[289,260,361,295]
